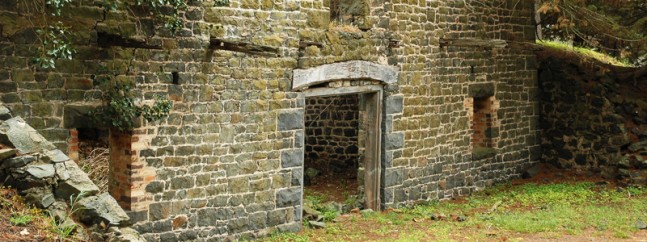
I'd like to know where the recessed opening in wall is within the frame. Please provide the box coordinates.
[330,0,368,24]
[304,94,364,211]
[70,128,109,192]
[471,96,497,159]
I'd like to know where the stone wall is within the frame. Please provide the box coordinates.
[0,0,539,240]
[0,105,143,241]
[304,95,360,172]
[538,49,647,185]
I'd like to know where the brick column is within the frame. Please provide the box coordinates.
[68,128,79,162]
[109,128,155,212]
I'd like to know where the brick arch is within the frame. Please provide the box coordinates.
[292,61,398,91]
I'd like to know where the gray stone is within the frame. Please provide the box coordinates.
[276,188,300,208]
[55,160,99,199]
[0,117,56,153]
[302,204,321,220]
[54,162,70,181]
[278,110,304,131]
[281,149,303,168]
[0,105,11,121]
[385,95,404,114]
[25,164,56,178]
[308,221,326,229]
[385,132,404,150]
[107,227,146,242]
[43,149,70,163]
[292,61,398,90]
[360,209,374,217]
[636,220,647,230]
[77,193,131,226]
[0,148,17,161]
[23,187,55,208]
[2,155,36,168]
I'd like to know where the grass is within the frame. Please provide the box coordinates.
[263,181,647,241]
[0,187,60,241]
[537,40,634,67]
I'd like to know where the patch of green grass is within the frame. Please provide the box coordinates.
[10,213,34,226]
[538,40,634,67]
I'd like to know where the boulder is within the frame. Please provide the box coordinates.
[308,221,326,229]
[77,193,131,227]
[106,227,147,242]
[0,117,56,154]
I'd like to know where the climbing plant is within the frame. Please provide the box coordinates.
[31,0,209,69]
[90,84,172,132]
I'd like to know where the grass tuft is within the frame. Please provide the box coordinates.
[537,40,634,67]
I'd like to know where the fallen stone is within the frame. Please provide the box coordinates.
[636,220,647,230]
[430,213,447,221]
[77,193,131,226]
[522,163,542,179]
[107,227,146,242]
[23,187,55,208]
[25,164,56,179]
[0,105,12,121]
[55,161,99,199]
[302,204,321,220]
[360,209,374,217]
[0,148,16,161]
[0,117,56,153]
[308,221,326,229]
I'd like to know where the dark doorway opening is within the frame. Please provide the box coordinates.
[304,94,363,210]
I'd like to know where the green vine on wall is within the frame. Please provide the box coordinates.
[90,84,172,132]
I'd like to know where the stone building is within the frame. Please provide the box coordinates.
[0,0,539,240]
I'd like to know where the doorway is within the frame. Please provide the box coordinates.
[302,85,382,211]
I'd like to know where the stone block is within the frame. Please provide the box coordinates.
[77,193,131,226]
[385,95,404,114]
[278,110,304,131]
[281,149,303,168]
[0,117,56,153]
[468,83,495,98]
[385,132,404,150]
[55,161,99,199]
[0,105,12,121]
[63,105,96,129]
[276,187,301,208]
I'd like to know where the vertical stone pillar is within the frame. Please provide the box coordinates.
[68,128,79,162]
[109,128,155,213]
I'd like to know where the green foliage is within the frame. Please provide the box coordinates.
[10,214,34,226]
[45,0,73,16]
[90,83,172,132]
[48,192,86,240]
[538,40,634,67]
[34,22,76,69]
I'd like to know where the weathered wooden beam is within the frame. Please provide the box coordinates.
[299,41,323,48]
[439,38,508,48]
[97,32,162,49]
[209,38,278,57]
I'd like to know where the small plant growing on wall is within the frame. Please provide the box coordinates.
[90,84,172,132]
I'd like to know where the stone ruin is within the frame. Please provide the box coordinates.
[0,105,144,241]
[0,0,545,240]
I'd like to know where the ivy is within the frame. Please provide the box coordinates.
[33,22,76,69]
[90,84,172,132]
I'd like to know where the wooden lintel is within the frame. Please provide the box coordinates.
[209,38,278,57]
[439,38,507,48]
[97,32,162,49]
[299,41,323,48]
